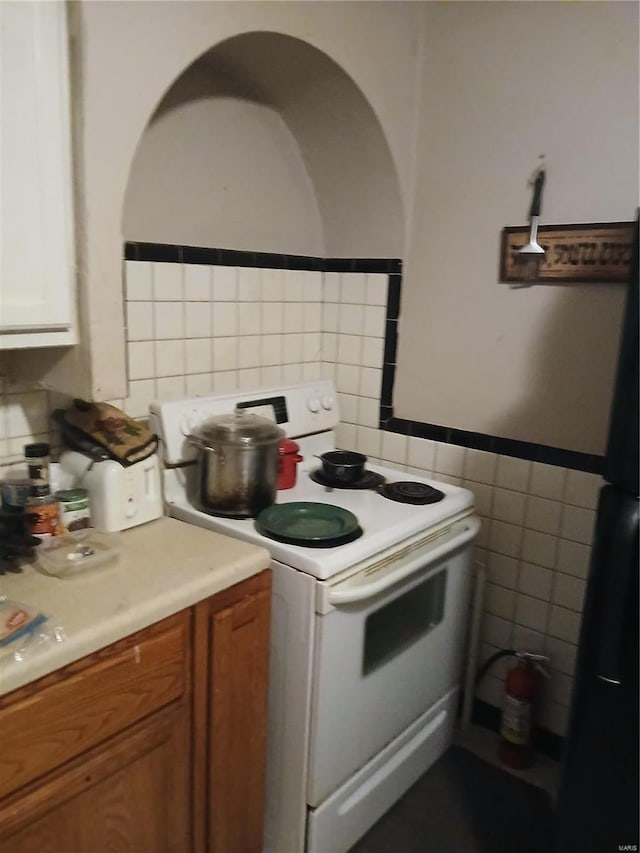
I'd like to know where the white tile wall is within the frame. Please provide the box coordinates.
[462,461,601,738]
[120,262,331,417]
[0,256,605,741]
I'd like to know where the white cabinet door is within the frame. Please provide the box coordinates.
[0,1,76,348]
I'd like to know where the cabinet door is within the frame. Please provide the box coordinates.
[194,572,271,853]
[0,0,75,348]
[0,702,190,853]
[0,611,189,800]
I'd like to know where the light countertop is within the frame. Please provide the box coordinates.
[0,516,270,697]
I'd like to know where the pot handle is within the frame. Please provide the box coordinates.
[186,434,219,452]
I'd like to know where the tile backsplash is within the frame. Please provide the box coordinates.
[119,260,328,413]
[0,384,70,472]
[0,251,603,742]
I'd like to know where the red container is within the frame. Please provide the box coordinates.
[278,439,303,490]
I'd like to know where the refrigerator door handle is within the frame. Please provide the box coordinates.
[597,674,622,686]
[595,500,639,686]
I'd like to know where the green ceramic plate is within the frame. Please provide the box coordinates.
[255,502,362,547]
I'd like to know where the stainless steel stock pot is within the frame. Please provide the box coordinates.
[187,411,284,518]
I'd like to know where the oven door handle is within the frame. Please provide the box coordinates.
[328,516,480,606]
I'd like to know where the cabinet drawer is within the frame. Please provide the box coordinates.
[0,611,189,799]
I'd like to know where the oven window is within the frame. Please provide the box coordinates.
[362,569,446,675]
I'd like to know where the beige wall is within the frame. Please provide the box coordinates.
[395,1,638,455]
[122,31,405,256]
[122,60,324,253]
[6,0,637,455]
[18,0,421,400]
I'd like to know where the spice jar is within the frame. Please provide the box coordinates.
[24,443,51,497]
[24,495,60,541]
[23,442,59,541]
[278,439,303,490]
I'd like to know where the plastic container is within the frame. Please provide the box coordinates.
[36,530,120,578]
[1,466,31,512]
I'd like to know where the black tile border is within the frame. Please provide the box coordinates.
[124,241,605,475]
[383,320,399,366]
[324,257,402,274]
[380,414,603,474]
[125,241,182,263]
[387,274,402,320]
[124,242,397,274]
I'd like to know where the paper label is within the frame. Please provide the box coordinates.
[500,695,531,745]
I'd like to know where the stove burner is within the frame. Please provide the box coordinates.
[310,469,387,490]
[378,481,445,505]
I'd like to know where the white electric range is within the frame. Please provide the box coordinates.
[150,380,479,853]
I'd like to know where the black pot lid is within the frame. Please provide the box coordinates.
[255,502,363,547]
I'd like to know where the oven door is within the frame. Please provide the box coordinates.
[307,516,479,807]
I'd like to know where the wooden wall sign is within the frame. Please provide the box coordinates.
[500,221,634,283]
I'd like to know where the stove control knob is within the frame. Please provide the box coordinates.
[307,397,321,413]
[321,395,335,411]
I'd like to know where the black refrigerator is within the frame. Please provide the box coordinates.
[555,213,639,853]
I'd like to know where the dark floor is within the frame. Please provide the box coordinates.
[348,745,555,853]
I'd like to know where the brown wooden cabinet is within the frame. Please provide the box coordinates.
[0,570,271,853]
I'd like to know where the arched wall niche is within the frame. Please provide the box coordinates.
[122,31,404,258]
[12,1,422,400]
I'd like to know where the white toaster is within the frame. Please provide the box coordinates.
[57,450,164,532]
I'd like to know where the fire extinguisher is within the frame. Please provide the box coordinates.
[498,652,549,770]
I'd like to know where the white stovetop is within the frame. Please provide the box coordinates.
[164,454,474,580]
[152,380,475,579]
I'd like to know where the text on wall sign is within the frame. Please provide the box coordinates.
[500,221,634,283]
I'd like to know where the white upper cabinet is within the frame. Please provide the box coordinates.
[0,1,76,349]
